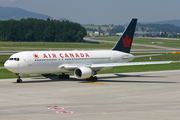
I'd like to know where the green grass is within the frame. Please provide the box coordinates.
[98,63,180,74]
[129,45,154,49]
[131,53,180,62]
[92,37,154,49]
[0,41,153,51]
[0,69,61,79]
[0,55,10,66]
[93,36,119,41]
[134,38,180,48]
[0,42,114,50]
[93,37,180,48]
[0,69,16,79]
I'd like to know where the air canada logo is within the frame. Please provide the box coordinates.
[33,53,39,59]
[122,34,132,48]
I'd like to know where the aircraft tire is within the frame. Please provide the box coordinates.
[59,74,69,79]
[58,75,62,79]
[93,76,98,82]
[87,76,97,82]
[65,75,69,79]
[17,79,22,83]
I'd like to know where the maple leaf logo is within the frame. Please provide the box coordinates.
[33,53,39,59]
[122,35,132,48]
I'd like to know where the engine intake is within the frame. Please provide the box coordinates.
[74,67,92,79]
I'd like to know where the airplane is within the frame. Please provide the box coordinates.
[4,18,176,83]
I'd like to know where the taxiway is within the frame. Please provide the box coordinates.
[0,70,180,120]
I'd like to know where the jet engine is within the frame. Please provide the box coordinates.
[74,67,93,79]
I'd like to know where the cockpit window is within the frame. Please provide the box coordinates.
[8,58,20,61]
[9,58,13,60]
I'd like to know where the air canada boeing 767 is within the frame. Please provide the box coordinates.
[4,19,176,83]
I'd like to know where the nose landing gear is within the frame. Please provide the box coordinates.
[15,73,22,83]
[17,77,22,83]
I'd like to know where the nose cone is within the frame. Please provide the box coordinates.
[4,60,19,73]
[4,61,10,68]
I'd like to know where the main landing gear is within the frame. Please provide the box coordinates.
[86,76,98,82]
[58,73,69,79]
[15,73,22,83]
[58,73,98,82]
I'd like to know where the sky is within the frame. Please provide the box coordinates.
[0,0,180,25]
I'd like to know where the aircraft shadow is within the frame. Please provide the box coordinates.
[15,73,178,84]
[18,76,81,83]
[96,80,177,84]
[98,73,165,79]
[96,73,177,84]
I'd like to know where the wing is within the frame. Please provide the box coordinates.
[59,61,177,70]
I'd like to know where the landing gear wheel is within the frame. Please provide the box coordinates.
[58,74,70,79]
[16,74,23,83]
[93,76,97,82]
[17,78,22,83]
[87,76,98,82]
[86,76,92,81]
[58,75,62,79]
[65,74,69,79]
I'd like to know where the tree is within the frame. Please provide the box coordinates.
[0,18,87,42]
[25,29,34,41]
[98,26,104,33]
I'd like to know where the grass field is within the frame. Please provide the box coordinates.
[0,69,61,79]
[134,38,180,48]
[0,55,10,67]
[0,41,154,51]
[93,37,180,48]
[98,63,180,74]
[0,42,115,51]
[93,36,119,41]
[3,37,175,50]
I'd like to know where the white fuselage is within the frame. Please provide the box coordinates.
[4,50,134,74]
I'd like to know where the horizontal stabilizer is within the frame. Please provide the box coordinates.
[123,54,162,59]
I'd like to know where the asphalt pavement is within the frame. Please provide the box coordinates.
[0,70,180,120]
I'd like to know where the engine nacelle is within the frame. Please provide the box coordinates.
[74,67,93,79]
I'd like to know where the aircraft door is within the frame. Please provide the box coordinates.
[28,56,32,66]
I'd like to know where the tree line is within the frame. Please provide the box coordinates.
[107,25,124,35]
[137,23,180,33]
[0,18,87,42]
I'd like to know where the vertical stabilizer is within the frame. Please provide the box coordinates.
[112,19,137,53]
